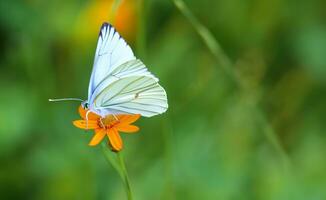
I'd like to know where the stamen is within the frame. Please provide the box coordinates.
[99,118,105,128]
[112,114,118,121]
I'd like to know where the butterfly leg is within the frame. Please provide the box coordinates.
[85,110,91,129]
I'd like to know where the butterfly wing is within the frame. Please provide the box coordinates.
[91,60,168,117]
[88,23,135,99]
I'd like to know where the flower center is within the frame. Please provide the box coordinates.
[98,115,120,129]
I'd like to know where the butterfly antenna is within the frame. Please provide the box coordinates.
[49,98,84,102]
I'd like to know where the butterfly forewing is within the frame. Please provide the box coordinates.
[88,23,135,99]
[88,22,168,117]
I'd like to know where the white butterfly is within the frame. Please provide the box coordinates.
[50,22,168,118]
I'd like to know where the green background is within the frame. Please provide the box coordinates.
[1,0,326,199]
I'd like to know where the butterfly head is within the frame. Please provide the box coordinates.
[81,101,89,109]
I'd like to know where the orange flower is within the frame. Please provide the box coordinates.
[74,0,137,45]
[73,106,140,152]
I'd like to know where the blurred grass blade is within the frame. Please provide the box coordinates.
[171,0,291,167]
[171,0,238,84]
[254,108,292,170]
[137,0,147,59]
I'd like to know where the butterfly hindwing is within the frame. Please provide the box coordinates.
[93,75,168,117]
[89,59,157,103]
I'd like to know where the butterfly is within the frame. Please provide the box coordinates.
[50,22,168,118]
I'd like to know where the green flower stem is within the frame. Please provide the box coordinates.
[171,0,291,168]
[101,143,133,200]
[117,152,133,200]
[101,143,122,178]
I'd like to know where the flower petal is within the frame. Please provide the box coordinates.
[89,129,106,146]
[107,128,123,151]
[73,120,99,130]
[118,114,141,125]
[116,124,139,133]
[78,105,100,120]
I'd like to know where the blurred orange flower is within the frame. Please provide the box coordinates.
[75,0,137,44]
[73,106,140,151]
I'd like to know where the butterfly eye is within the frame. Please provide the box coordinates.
[81,101,89,109]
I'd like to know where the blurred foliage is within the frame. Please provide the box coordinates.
[1,0,326,199]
